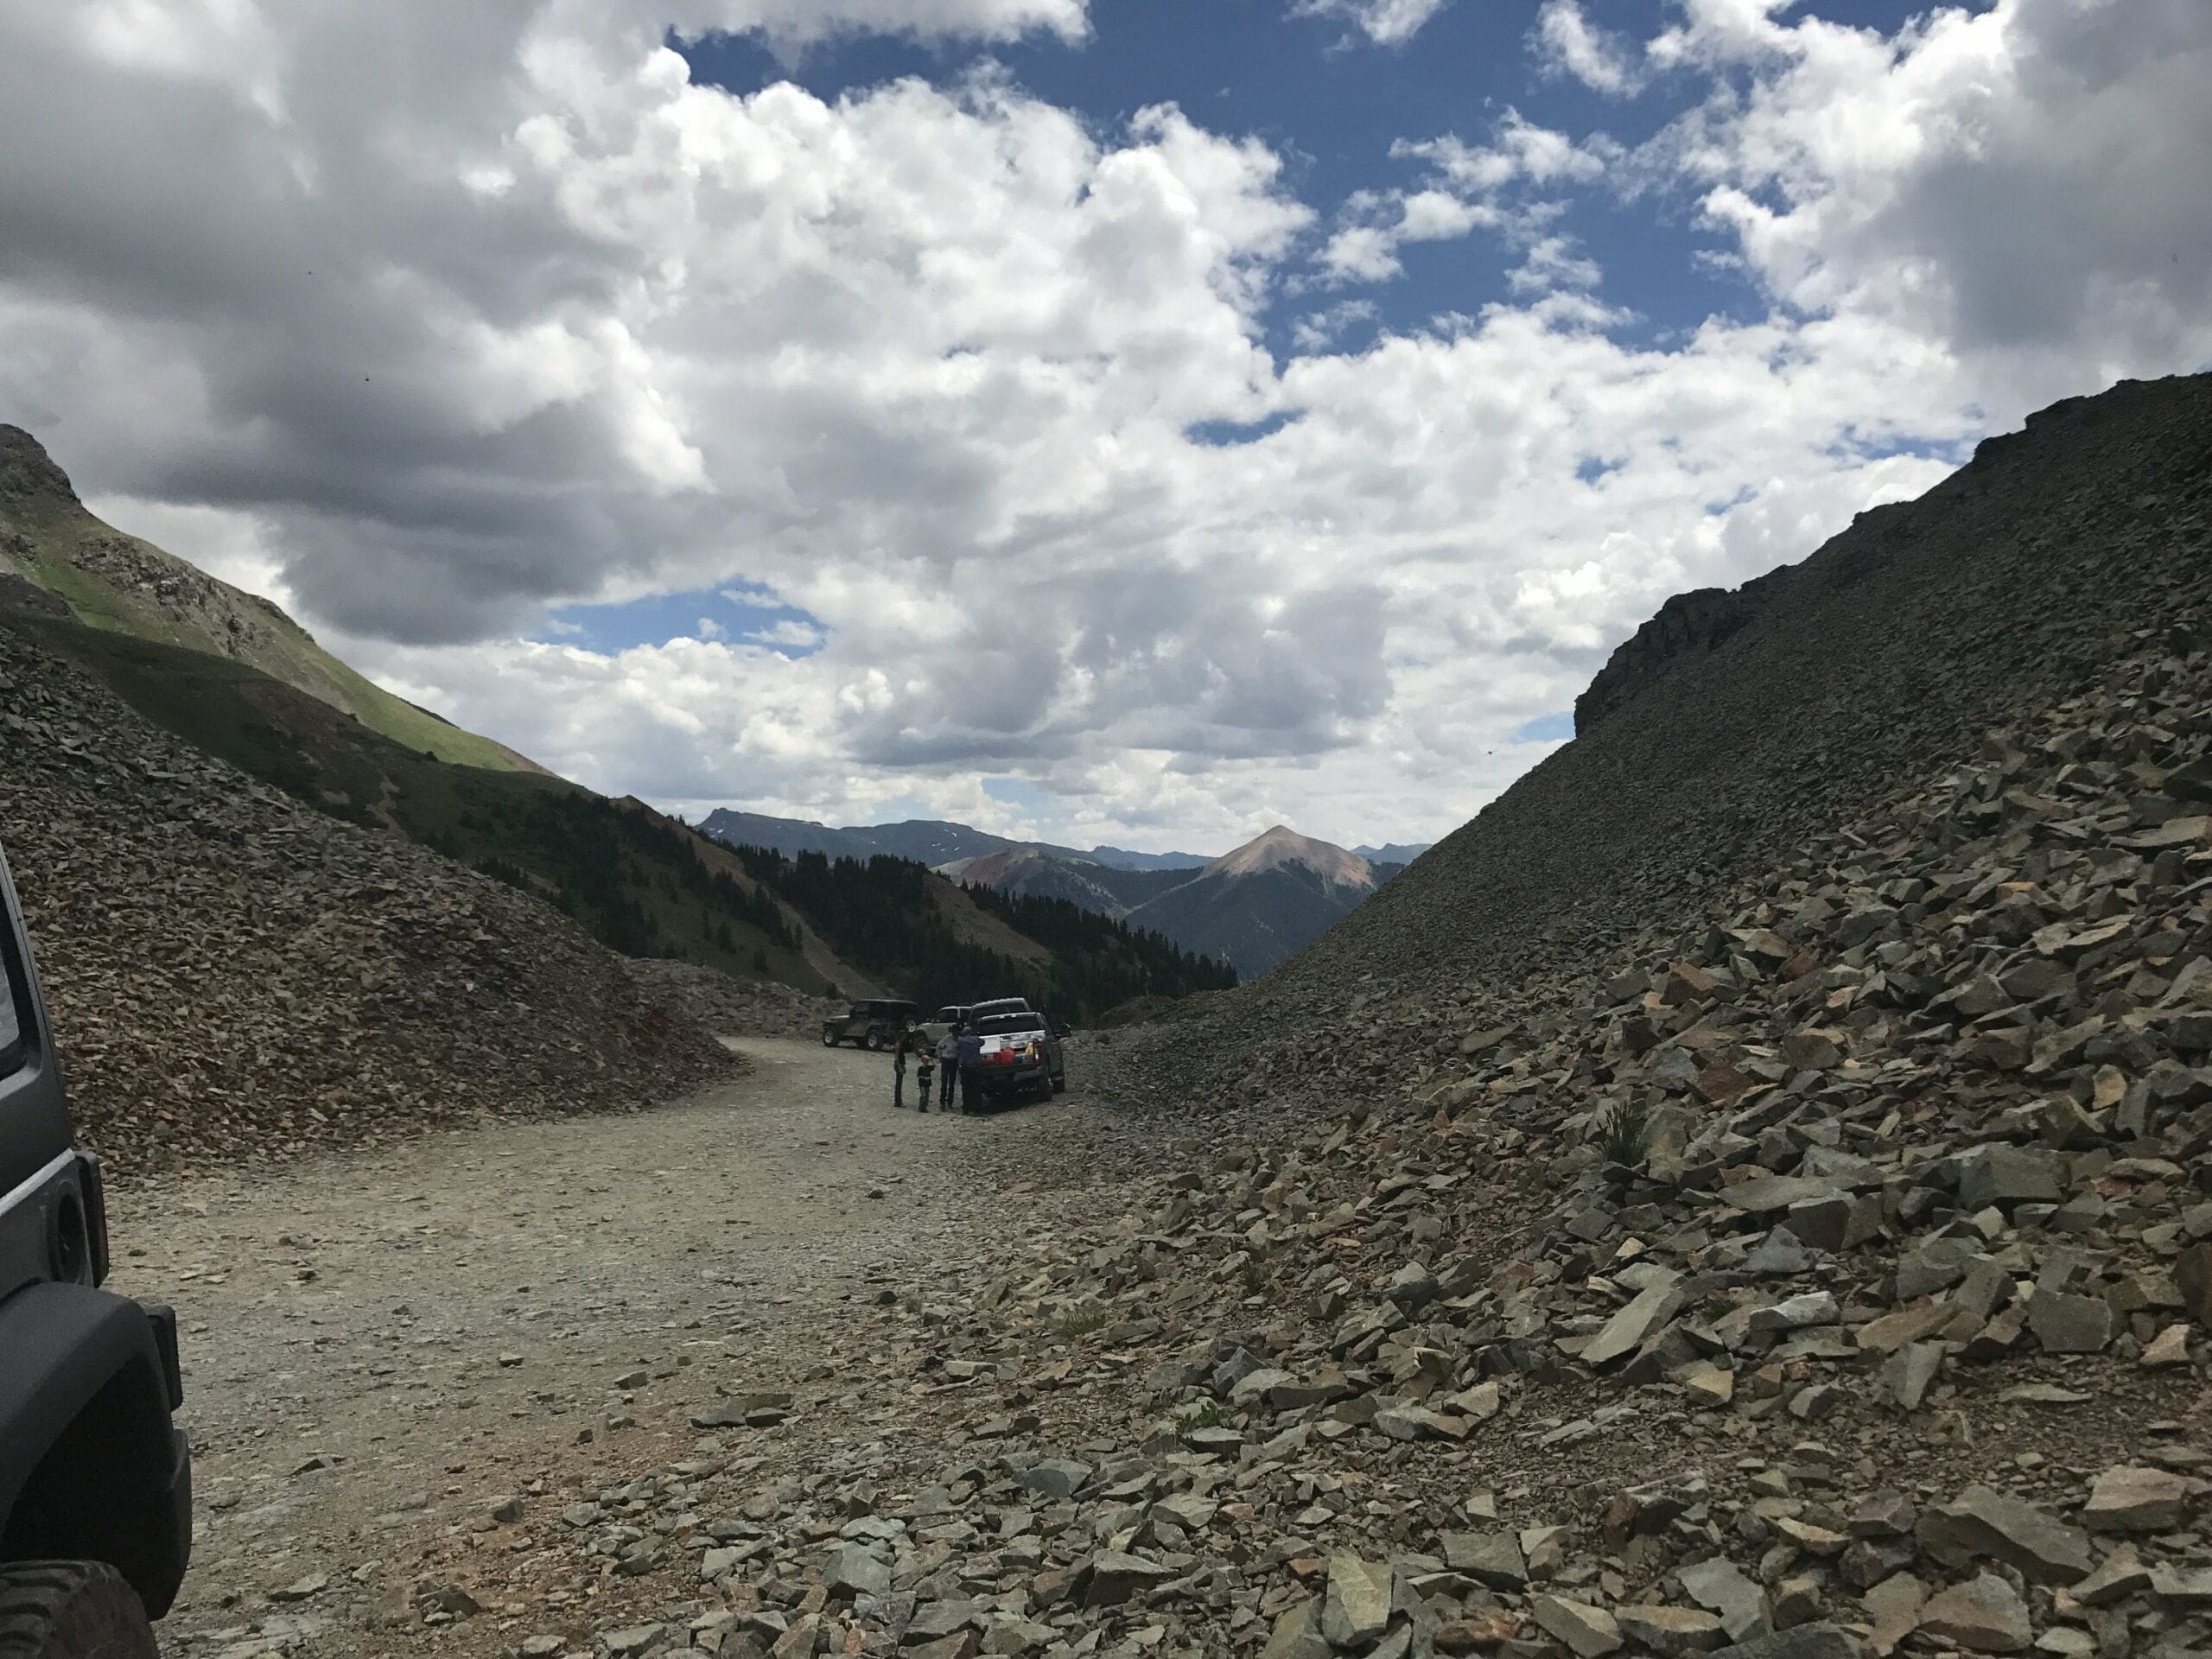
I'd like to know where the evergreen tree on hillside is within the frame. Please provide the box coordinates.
[720,844,1230,1019]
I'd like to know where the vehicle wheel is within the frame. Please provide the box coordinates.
[865,1028,884,1052]
[821,1029,838,1048]
[0,1561,158,1659]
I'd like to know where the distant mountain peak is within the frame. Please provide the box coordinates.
[1207,825,1373,888]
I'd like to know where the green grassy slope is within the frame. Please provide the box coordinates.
[0,430,537,773]
[3,607,830,993]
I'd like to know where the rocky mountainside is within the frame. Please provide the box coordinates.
[1193,372,2212,1039]
[0,620,741,1175]
[620,958,842,1041]
[1,598,866,997]
[0,424,539,773]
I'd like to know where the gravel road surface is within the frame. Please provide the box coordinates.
[104,1036,1147,1656]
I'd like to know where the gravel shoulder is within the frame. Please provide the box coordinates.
[104,1037,1141,1655]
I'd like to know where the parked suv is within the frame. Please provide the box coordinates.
[819,999,921,1051]
[0,844,193,1655]
[921,1005,973,1046]
[923,996,1027,1047]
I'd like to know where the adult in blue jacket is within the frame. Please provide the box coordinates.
[956,1025,983,1114]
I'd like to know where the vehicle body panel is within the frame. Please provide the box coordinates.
[0,843,193,1617]
[0,850,70,1204]
[0,1282,192,1616]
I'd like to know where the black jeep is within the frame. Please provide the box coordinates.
[0,845,192,1656]
[819,998,922,1051]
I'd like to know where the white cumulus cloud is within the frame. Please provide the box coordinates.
[1,0,2208,851]
[1533,0,1649,95]
[1293,0,1454,48]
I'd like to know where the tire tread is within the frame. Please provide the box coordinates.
[0,1562,157,1659]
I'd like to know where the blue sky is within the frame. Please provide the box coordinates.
[545,0,1956,683]
[550,583,826,656]
[10,0,2209,852]
[677,0,1936,355]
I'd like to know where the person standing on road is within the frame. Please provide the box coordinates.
[937,1026,960,1110]
[914,1036,935,1114]
[957,1021,983,1115]
[893,1029,910,1109]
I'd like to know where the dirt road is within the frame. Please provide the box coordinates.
[105,1037,1156,1657]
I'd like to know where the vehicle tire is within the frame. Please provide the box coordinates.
[865,1028,884,1052]
[0,1561,158,1659]
[821,1029,838,1048]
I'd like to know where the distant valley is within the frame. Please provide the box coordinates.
[701,810,1428,976]
[3,418,1425,1005]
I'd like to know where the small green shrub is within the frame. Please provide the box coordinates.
[1046,1304,1110,1338]
[1595,1097,1649,1169]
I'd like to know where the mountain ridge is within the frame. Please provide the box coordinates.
[0,423,544,774]
[698,809,1226,873]
[698,807,1426,885]
[923,823,1396,977]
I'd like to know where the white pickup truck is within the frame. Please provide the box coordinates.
[969,1009,1068,1103]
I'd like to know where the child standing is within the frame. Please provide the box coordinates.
[915,1038,936,1115]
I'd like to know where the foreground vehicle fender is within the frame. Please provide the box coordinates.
[0,1284,191,1618]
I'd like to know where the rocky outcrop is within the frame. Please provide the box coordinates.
[0,620,741,1174]
[0,423,79,507]
[1573,585,1760,734]
[67,530,283,660]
